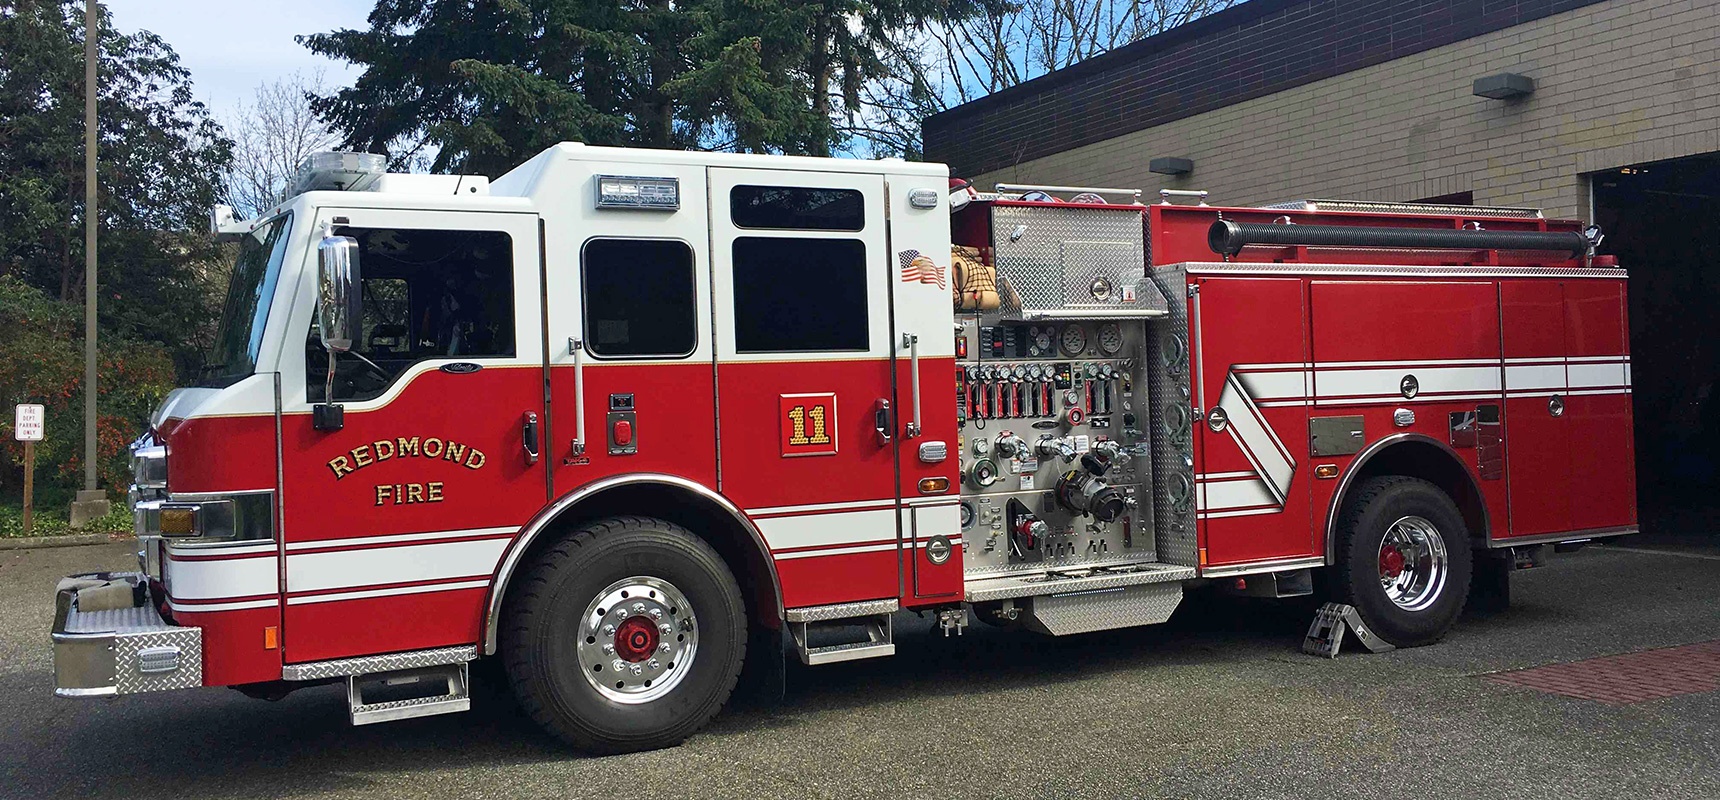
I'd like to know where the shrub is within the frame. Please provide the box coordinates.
[0,276,176,508]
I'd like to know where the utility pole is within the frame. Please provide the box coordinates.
[71,0,109,528]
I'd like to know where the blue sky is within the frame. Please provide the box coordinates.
[104,0,371,117]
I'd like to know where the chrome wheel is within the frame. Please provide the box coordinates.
[1377,515,1449,612]
[577,576,697,704]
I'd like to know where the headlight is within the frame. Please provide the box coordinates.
[131,443,167,490]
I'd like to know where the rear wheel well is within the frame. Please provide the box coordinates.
[498,481,781,638]
[1335,439,1489,551]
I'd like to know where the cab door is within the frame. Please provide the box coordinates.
[708,169,901,609]
[280,208,545,663]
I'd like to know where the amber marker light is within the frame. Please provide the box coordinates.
[918,477,951,494]
[1314,464,1340,479]
[158,507,196,536]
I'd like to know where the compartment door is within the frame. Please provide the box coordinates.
[1501,280,1572,536]
[1563,280,1634,530]
[1193,277,1313,566]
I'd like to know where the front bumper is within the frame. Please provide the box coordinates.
[52,572,202,697]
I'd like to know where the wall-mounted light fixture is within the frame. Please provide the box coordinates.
[1473,72,1535,100]
[1150,157,1194,176]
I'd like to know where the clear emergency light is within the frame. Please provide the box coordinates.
[287,151,387,196]
[595,175,680,211]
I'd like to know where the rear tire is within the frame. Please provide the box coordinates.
[502,516,747,754]
[1332,476,1472,647]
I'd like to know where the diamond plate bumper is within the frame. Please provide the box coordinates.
[52,572,202,697]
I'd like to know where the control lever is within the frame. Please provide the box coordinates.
[873,398,893,446]
[1010,373,1023,418]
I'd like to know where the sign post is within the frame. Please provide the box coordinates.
[15,404,44,538]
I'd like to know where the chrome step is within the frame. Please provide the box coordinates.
[788,610,896,666]
[347,662,470,726]
[964,561,1196,603]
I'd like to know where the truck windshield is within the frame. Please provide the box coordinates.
[203,213,293,387]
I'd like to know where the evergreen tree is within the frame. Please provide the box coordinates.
[301,0,985,168]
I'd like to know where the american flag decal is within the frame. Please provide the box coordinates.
[898,250,946,289]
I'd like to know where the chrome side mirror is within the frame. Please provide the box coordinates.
[314,230,361,430]
[317,232,361,353]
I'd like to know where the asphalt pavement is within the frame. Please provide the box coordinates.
[1,531,1716,800]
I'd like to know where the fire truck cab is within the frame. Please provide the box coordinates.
[51,145,1633,753]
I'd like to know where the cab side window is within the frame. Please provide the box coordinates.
[308,228,515,402]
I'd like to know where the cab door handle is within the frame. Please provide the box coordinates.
[873,399,893,446]
[523,411,540,464]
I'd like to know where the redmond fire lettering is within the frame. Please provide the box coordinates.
[328,437,487,479]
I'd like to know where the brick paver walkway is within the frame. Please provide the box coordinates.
[1484,640,1720,705]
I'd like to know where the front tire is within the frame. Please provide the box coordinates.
[502,516,747,754]
[1332,476,1472,647]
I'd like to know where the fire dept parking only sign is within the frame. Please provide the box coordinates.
[14,404,44,441]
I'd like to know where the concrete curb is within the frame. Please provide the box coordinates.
[0,533,132,551]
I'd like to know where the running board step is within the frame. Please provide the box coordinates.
[786,600,898,666]
[347,662,470,726]
[964,562,1196,603]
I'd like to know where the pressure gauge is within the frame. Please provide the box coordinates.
[1012,365,1027,379]
[1097,322,1124,355]
[1101,364,1116,379]
[1031,326,1053,355]
[1028,364,1045,380]
[965,365,979,379]
[1064,389,1081,406]
[1059,325,1087,356]
[981,365,997,380]
[1085,363,1101,378]
[972,436,992,456]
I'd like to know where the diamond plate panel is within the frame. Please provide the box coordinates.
[281,645,477,681]
[1146,263,1199,566]
[1022,582,1183,635]
[991,206,1168,317]
[784,598,899,623]
[112,627,202,694]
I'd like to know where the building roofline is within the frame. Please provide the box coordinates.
[924,0,1302,128]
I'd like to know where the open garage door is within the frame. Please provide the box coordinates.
[1592,154,1720,530]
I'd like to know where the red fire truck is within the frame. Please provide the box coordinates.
[51,146,1634,753]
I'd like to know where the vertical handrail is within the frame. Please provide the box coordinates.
[902,333,922,438]
[568,337,586,457]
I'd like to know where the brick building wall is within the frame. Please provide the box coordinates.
[932,0,1720,220]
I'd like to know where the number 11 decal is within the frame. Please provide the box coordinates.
[780,392,839,457]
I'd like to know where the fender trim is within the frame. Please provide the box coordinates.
[481,473,780,655]
[1321,433,1489,566]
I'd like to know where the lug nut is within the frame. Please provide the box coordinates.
[602,643,615,655]
[659,642,671,653]
[630,664,644,676]
[649,608,664,620]
[632,602,646,613]
[602,624,616,636]
[647,659,661,670]
[612,659,626,672]
[659,624,673,635]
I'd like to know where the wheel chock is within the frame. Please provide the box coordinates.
[1301,602,1396,658]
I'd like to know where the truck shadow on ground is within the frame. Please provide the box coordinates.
[8,584,1559,800]
[13,584,1527,798]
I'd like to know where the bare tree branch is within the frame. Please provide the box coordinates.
[223,69,344,218]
